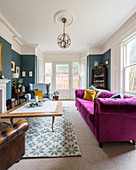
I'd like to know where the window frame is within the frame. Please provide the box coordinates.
[72,62,80,89]
[45,62,52,85]
[123,34,136,95]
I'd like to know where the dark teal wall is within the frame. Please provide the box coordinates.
[0,36,12,100]
[21,55,37,90]
[87,54,102,88]
[0,36,37,101]
[87,49,111,91]
[103,49,111,90]
[11,50,21,84]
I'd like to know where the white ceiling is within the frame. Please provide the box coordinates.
[0,0,136,53]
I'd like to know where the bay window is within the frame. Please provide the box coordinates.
[124,37,136,93]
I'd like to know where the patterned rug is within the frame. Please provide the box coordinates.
[23,107,81,158]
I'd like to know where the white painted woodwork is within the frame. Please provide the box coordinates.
[80,56,87,89]
[0,79,10,113]
[38,59,45,83]
[0,1,136,52]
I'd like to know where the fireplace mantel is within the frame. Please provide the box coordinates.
[0,79,10,113]
[0,79,10,84]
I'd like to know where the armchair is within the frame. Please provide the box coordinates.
[0,119,29,170]
[25,83,53,101]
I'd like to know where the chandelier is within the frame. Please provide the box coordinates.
[57,18,71,49]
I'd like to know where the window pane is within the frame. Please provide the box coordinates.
[45,63,52,76]
[45,63,52,84]
[125,65,136,92]
[56,64,69,89]
[73,75,79,88]
[73,62,79,75]
[73,62,79,88]
[45,76,51,84]
[127,38,136,65]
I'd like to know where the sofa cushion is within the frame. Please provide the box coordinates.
[110,93,123,99]
[33,90,44,99]
[89,85,100,93]
[76,98,94,122]
[83,89,97,101]
[98,91,116,98]
[98,91,135,99]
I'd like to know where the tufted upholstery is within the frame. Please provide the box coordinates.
[98,91,134,99]
[96,98,136,114]
[0,119,29,170]
[75,89,136,147]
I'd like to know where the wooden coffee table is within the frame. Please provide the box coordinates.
[0,101,62,132]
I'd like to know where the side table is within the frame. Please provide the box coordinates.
[53,95,59,101]
[7,98,16,110]
[12,91,27,105]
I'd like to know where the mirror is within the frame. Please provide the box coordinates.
[0,43,3,72]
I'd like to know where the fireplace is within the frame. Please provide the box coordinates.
[0,79,10,113]
[0,90,2,113]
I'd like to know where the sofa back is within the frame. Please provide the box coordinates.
[29,83,51,95]
[98,91,134,99]
[75,89,135,99]
[75,90,85,98]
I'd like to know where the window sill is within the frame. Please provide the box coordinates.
[124,91,136,97]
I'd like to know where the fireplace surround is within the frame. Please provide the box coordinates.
[0,79,10,113]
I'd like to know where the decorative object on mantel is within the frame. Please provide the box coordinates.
[21,85,25,92]
[0,72,5,79]
[54,10,73,49]
[0,43,3,72]
[17,79,23,92]
[12,73,19,93]
[11,60,15,72]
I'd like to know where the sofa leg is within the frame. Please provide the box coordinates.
[99,142,103,148]
[132,140,136,145]
[16,159,20,163]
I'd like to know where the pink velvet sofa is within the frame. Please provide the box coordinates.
[75,90,136,147]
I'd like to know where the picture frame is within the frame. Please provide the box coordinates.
[29,71,33,77]
[16,66,20,76]
[11,60,15,72]
[105,59,109,65]
[98,64,104,68]
[0,43,3,72]
[94,60,99,68]
[22,71,26,77]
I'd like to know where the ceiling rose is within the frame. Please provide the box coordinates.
[54,10,74,26]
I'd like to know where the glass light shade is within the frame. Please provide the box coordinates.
[57,33,71,48]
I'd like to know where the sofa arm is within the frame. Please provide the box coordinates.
[95,98,136,114]
[25,93,31,101]
[0,120,29,149]
[75,90,85,98]
[48,92,53,100]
